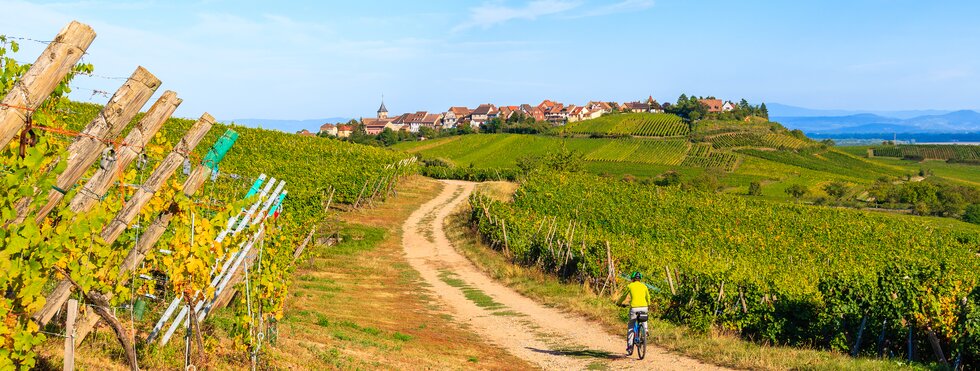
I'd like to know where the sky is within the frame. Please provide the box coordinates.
[2,0,979,122]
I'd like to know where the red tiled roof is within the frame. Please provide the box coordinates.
[472,104,496,116]
[699,99,723,112]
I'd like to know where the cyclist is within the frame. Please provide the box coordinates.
[616,271,651,354]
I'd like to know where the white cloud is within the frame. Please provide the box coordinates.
[571,0,655,18]
[454,0,582,31]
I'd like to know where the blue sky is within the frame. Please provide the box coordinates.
[2,0,979,121]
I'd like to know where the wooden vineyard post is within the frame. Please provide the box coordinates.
[665,265,676,295]
[293,227,316,260]
[66,91,182,214]
[33,116,218,328]
[0,21,96,148]
[501,219,510,257]
[353,177,369,209]
[323,187,335,212]
[27,66,161,222]
[100,113,213,243]
[70,127,238,344]
[63,299,78,371]
[926,328,948,366]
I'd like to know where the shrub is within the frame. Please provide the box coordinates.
[965,204,980,225]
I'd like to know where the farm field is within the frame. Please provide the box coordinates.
[397,133,915,202]
[562,112,689,137]
[395,133,735,170]
[839,145,980,187]
[469,171,980,366]
[870,144,980,161]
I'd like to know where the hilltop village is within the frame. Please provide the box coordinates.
[296,96,761,138]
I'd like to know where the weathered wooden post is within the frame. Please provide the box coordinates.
[926,328,948,366]
[117,128,239,277]
[665,265,677,295]
[27,66,161,222]
[63,299,78,371]
[100,113,213,243]
[66,91,181,214]
[292,227,316,260]
[70,128,237,343]
[33,115,214,327]
[0,21,96,148]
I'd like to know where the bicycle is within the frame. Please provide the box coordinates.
[626,310,648,360]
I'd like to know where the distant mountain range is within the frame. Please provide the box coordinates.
[770,103,980,134]
[221,118,353,133]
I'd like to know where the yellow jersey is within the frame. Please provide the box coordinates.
[626,281,651,308]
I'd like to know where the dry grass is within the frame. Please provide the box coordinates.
[443,201,932,371]
[263,175,531,370]
[35,176,531,370]
[473,181,519,202]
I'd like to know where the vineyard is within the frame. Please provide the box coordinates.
[679,152,740,171]
[563,113,689,137]
[583,138,689,166]
[707,132,814,150]
[739,148,898,180]
[397,134,746,172]
[872,144,980,162]
[469,171,980,366]
[0,22,411,370]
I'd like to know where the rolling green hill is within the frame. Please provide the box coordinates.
[394,113,920,201]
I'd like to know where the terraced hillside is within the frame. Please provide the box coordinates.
[562,113,689,137]
[395,134,738,172]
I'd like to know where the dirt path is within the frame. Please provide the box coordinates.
[403,180,727,370]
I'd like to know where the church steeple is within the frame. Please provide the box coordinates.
[377,95,388,119]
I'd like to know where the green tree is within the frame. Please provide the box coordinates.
[378,128,397,146]
[748,181,763,196]
[656,171,681,186]
[785,184,808,200]
[760,102,769,119]
[964,204,980,224]
[822,181,849,200]
[544,146,583,173]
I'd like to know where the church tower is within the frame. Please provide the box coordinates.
[377,98,388,119]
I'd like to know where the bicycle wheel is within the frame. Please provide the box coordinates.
[637,330,647,360]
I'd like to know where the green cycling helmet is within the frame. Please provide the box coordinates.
[631,271,642,280]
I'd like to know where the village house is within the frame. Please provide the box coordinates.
[443,106,471,128]
[623,101,650,113]
[336,124,354,138]
[401,111,443,132]
[520,104,545,121]
[567,106,587,122]
[722,101,737,112]
[470,104,498,127]
[296,129,316,137]
[497,105,520,121]
[586,101,613,114]
[699,98,724,113]
[319,123,338,136]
